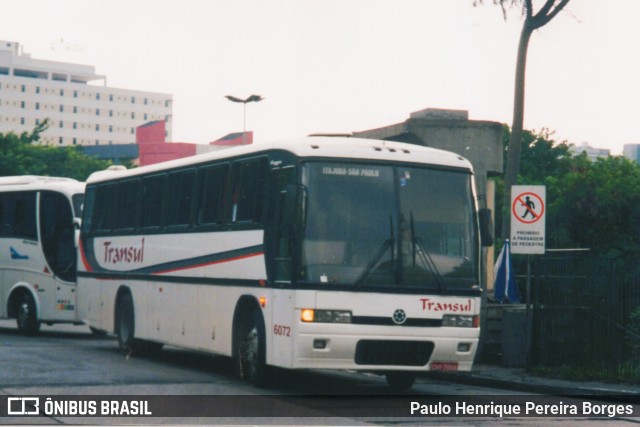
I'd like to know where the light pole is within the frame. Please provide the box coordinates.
[225,94,264,145]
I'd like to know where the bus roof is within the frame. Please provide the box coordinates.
[0,175,84,193]
[86,136,474,184]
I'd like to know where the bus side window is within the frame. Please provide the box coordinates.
[230,158,267,224]
[0,194,13,237]
[167,169,196,228]
[114,179,140,231]
[197,164,228,226]
[0,195,5,236]
[2,192,38,240]
[140,175,167,229]
[93,184,117,233]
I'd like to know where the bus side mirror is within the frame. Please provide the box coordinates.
[479,208,494,247]
[73,218,82,248]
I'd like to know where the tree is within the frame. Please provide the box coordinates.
[492,126,573,241]
[0,121,111,180]
[496,126,640,275]
[0,121,50,176]
[23,144,114,181]
[550,155,640,261]
[475,0,571,238]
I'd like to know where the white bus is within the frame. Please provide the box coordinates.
[77,136,492,391]
[0,176,84,335]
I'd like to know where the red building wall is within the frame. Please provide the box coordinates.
[136,120,166,144]
[137,121,196,166]
[138,142,196,166]
[135,123,254,166]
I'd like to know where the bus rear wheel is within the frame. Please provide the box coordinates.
[117,293,138,355]
[385,372,417,393]
[235,310,268,387]
[116,293,163,357]
[16,292,40,336]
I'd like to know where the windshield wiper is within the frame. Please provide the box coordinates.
[355,215,395,286]
[410,212,443,290]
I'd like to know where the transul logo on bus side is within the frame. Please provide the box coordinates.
[420,298,473,313]
[103,238,145,264]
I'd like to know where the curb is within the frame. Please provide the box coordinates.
[423,371,640,402]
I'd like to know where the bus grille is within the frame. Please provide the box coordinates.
[354,340,434,366]
[351,316,442,327]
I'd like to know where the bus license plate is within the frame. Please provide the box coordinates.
[431,362,458,371]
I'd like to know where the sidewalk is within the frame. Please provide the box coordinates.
[426,364,640,399]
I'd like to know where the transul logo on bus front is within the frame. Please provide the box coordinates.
[420,298,473,313]
[102,238,145,264]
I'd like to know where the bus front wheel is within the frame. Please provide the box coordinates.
[16,292,40,336]
[235,309,268,387]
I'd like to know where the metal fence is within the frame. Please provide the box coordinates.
[521,254,640,381]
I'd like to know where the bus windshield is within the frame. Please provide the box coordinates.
[301,162,478,291]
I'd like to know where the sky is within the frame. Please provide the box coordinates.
[3,0,639,154]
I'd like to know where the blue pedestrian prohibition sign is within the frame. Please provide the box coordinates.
[512,192,544,224]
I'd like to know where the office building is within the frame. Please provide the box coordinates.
[623,144,640,163]
[569,142,610,161]
[0,40,172,146]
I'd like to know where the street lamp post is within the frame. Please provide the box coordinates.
[225,94,264,145]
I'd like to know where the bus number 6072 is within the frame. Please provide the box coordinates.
[273,324,291,337]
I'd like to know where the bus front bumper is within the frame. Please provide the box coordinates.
[291,331,478,372]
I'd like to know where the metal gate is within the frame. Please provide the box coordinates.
[525,254,640,381]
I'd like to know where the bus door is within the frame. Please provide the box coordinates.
[265,165,298,366]
[39,191,77,321]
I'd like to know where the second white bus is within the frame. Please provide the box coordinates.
[0,176,84,335]
[77,136,491,391]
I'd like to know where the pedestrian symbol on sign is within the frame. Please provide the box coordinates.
[520,196,536,219]
[512,192,544,224]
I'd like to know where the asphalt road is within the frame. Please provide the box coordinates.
[0,320,635,426]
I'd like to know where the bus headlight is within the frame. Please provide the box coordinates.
[442,315,479,328]
[301,309,352,323]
